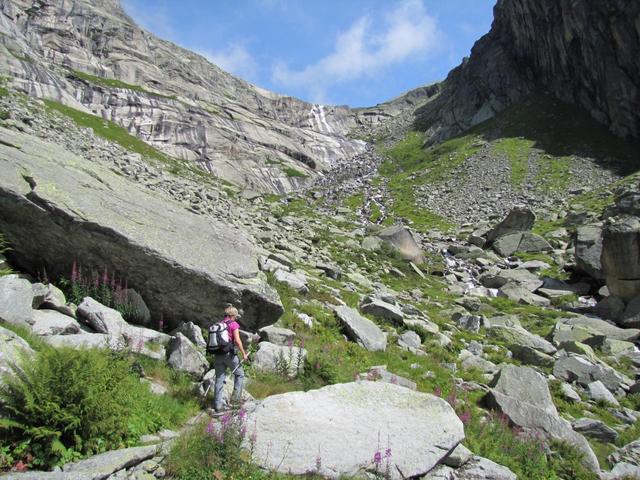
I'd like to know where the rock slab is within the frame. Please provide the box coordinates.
[246,381,464,479]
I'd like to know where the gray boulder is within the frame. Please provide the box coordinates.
[0,129,282,331]
[560,382,582,403]
[480,269,543,292]
[398,330,422,349]
[492,232,551,257]
[609,440,640,468]
[0,325,35,380]
[483,365,599,471]
[554,316,640,343]
[455,314,482,333]
[594,296,626,322]
[274,269,308,294]
[77,297,130,338]
[246,381,464,479]
[253,341,306,377]
[377,225,425,264]
[41,333,114,350]
[360,298,404,324]
[587,380,620,406]
[497,283,550,306]
[258,325,296,346]
[487,325,556,355]
[0,274,33,327]
[334,305,387,352]
[572,418,618,443]
[575,225,604,280]
[166,333,208,377]
[602,217,640,301]
[619,294,640,328]
[431,456,517,479]
[553,355,632,392]
[171,321,206,349]
[486,207,535,244]
[316,262,341,280]
[31,309,82,336]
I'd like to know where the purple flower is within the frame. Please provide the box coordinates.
[315,455,322,472]
[238,408,247,421]
[458,411,471,425]
[385,448,392,458]
[71,260,78,284]
[206,421,215,435]
[434,386,442,397]
[373,451,382,465]
[287,338,294,347]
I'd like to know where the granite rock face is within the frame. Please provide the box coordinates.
[0,0,371,193]
[0,128,283,329]
[415,0,640,142]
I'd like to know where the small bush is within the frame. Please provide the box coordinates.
[0,347,194,470]
[166,411,269,480]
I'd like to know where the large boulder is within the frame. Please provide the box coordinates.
[257,325,296,346]
[602,218,640,301]
[376,225,425,264]
[0,274,34,327]
[252,341,307,377]
[483,365,599,472]
[31,309,82,336]
[166,333,209,377]
[0,129,283,331]
[486,207,535,244]
[480,269,543,292]
[334,305,387,352]
[274,269,309,294]
[171,321,206,349]
[487,325,556,355]
[0,325,35,380]
[246,381,464,479]
[492,232,552,257]
[574,225,604,280]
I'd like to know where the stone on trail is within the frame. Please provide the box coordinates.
[246,381,464,479]
[0,274,34,327]
[166,333,208,377]
[334,305,387,352]
[483,365,599,472]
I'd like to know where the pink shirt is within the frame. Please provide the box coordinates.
[224,316,240,339]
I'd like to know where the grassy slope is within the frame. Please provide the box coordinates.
[377,92,640,232]
[67,70,177,100]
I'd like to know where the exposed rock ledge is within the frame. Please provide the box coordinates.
[0,127,283,329]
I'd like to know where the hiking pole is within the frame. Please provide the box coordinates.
[202,358,246,398]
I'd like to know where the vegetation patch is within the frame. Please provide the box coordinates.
[491,137,534,188]
[283,166,308,178]
[68,70,177,100]
[0,346,196,470]
[0,233,12,276]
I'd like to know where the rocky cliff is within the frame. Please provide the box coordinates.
[416,0,640,144]
[0,0,384,193]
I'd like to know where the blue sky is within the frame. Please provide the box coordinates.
[122,0,495,107]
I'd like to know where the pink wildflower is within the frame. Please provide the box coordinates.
[71,260,78,284]
[373,451,382,465]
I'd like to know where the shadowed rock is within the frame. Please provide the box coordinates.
[0,129,283,330]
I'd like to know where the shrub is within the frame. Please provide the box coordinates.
[166,410,270,480]
[0,347,193,470]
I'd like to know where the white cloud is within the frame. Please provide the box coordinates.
[121,0,176,40]
[272,0,439,102]
[197,44,259,80]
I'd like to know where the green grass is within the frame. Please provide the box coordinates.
[283,166,308,178]
[42,99,205,178]
[492,137,534,188]
[343,192,364,211]
[68,70,177,100]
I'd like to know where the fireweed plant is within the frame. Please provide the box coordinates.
[58,261,139,322]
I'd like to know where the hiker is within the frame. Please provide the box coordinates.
[212,305,248,413]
